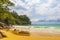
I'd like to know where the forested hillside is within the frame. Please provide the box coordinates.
[0,0,31,26]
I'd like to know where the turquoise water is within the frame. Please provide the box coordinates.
[31,24,60,28]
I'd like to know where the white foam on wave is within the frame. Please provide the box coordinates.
[12,25,60,33]
[30,26,60,33]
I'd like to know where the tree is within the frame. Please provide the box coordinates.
[0,0,14,13]
[19,15,31,25]
[0,0,31,26]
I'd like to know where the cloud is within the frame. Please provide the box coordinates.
[21,0,26,3]
[14,5,27,11]
[10,0,60,23]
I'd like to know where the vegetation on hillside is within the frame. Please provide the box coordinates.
[0,0,31,26]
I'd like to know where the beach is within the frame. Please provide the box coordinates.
[0,30,60,40]
[0,26,60,40]
[30,28,60,36]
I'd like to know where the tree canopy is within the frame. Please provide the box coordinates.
[0,0,31,26]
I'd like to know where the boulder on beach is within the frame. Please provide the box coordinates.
[0,22,6,29]
[0,31,6,38]
[19,31,30,36]
[12,29,30,36]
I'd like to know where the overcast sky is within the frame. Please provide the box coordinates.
[10,0,60,23]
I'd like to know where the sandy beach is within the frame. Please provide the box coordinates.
[30,27,60,37]
[0,26,60,40]
[0,30,60,40]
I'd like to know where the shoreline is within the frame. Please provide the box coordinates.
[11,26,60,37]
[0,26,60,40]
[30,27,60,37]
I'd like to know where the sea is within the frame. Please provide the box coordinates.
[13,24,60,30]
[31,24,60,29]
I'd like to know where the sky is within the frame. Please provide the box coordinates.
[10,0,60,24]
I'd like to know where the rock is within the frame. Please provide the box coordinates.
[0,22,5,29]
[0,31,6,38]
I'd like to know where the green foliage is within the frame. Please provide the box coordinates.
[18,15,31,25]
[0,0,31,26]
